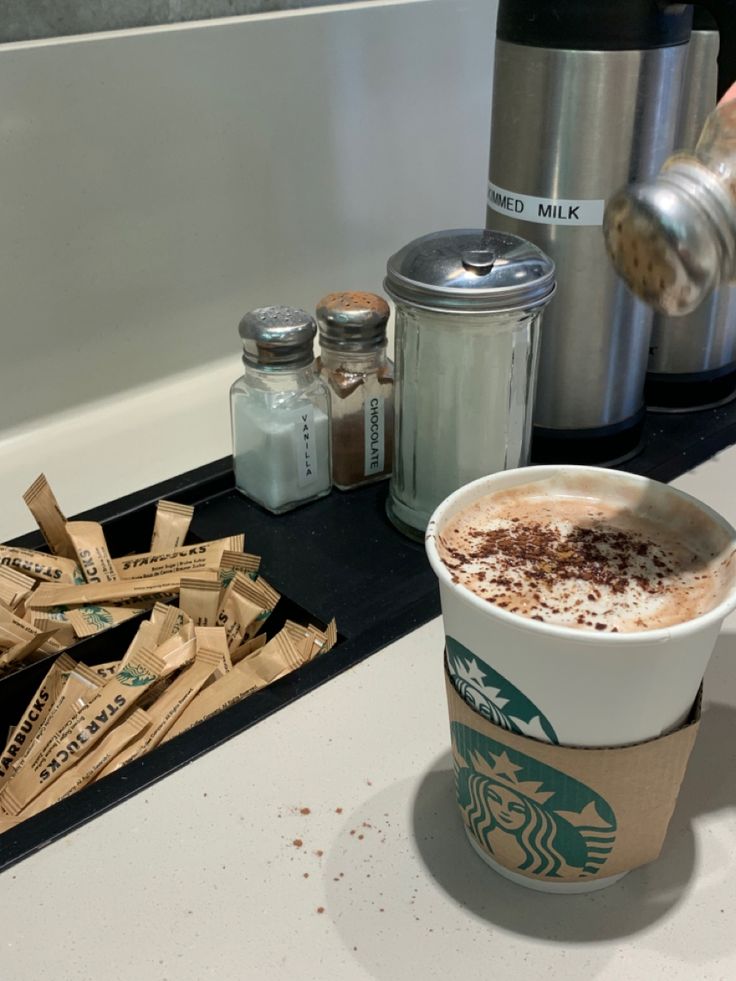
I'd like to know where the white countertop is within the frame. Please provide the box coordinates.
[2,441,736,980]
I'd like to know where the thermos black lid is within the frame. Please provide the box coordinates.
[496,0,692,51]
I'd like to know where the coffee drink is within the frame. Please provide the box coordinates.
[437,476,734,633]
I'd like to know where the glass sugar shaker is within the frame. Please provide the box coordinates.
[230,305,331,514]
[316,291,394,490]
[384,228,556,540]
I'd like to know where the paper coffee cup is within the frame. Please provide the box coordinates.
[426,465,736,749]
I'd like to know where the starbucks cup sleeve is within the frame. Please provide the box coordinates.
[446,662,700,885]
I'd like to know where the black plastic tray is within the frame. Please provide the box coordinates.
[2,393,736,872]
[0,462,433,872]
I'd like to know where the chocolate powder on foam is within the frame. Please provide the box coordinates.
[439,494,722,633]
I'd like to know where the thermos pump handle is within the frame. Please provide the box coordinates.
[690,0,736,97]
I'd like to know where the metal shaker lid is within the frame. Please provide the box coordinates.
[316,291,390,349]
[238,305,317,367]
[384,229,556,313]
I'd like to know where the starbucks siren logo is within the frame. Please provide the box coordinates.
[447,636,558,744]
[117,664,156,687]
[453,723,617,879]
[81,605,114,630]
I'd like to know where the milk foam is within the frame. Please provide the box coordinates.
[438,481,733,633]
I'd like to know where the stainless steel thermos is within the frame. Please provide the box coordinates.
[486,1,734,462]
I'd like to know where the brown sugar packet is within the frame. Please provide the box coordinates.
[215,573,267,651]
[230,633,267,667]
[118,620,161,671]
[154,631,197,678]
[179,574,222,626]
[32,618,77,649]
[218,573,280,645]
[242,576,281,640]
[150,500,195,552]
[28,573,184,609]
[0,653,75,784]
[65,521,119,583]
[0,609,64,654]
[0,630,65,670]
[282,621,315,660]
[0,568,35,610]
[0,648,165,815]
[66,605,143,639]
[164,630,303,741]
[28,607,69,625]
[112,535,244,581]
[8,662,104,783]
[194,626,231,681]
[98,649,223,778]
[194,626,230,661]
[218,551,261,589]
[320,619,338,654]
[282,620,332,662]
[13,709,152,824]
[120,607,196,675]
[0,545,82,584]
[150,603,192,644]
[136,630,185,709]
[22,474,77,559]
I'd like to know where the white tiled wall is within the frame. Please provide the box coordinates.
[0,0,496,538]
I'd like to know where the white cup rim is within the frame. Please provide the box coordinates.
[425,464,736,644]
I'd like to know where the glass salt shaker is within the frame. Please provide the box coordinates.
[316,291,394,490]
[230,305,331,514]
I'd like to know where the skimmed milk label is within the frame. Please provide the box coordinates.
[487,180,605,226]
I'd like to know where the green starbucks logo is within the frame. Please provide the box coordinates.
[453,723,617,879]
[447,636,558,744]
[117,664,156,687]
[80,605,113,629]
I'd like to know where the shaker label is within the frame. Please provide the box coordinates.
[487,181,605,226]
[295,406,318,487]
[364,395,385,477]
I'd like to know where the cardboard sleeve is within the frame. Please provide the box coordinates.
[445,663,701,883]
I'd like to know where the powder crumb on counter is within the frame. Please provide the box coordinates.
[292,838,303,848]
[300,807,311,815]
[335,807,343,814]
[303,873,309,878]
[316,907,325,914]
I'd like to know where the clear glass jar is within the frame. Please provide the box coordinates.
[384,229,556,539]
[316,292,394,490]
[230,306,331,514]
